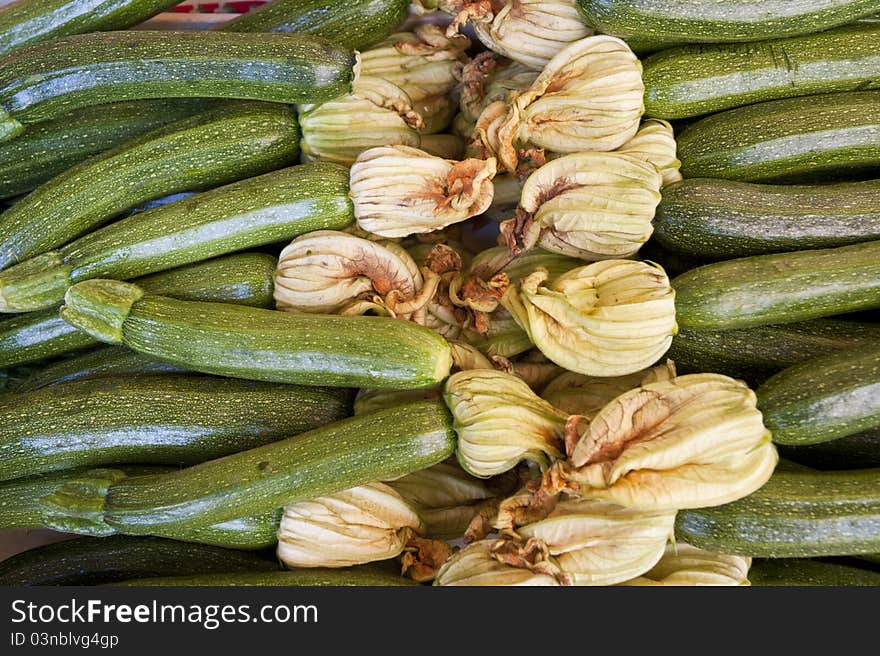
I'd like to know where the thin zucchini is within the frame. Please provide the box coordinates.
[0,30,354,141]
[749,559,880,586]
[643,23,880,119]
[756,344,880,446]
[653,178,880,259]
[672,240,880,331]
[778,428,880,471]
[0,101,300,270]
[0,163,353,313]
[677,91,880,183]
[675,469,880,558]
[114,566,419,587]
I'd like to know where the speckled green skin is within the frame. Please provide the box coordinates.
[778,427,880,470]
[668,319,880,387]
[749,559,880,586]
[0,535,278,586]
[644,24,880,119]
[675,469,880,557]
[677,91,880,182]
[577,0,880,43]
[0,252,278,368]
[654,178,880,259]
[102,401,456,534]
[0,101,300,270]
[114,566,419,587]
[672,240,880,330]
[0,30,354,135]
[220,0,410,51]
[756,344,880,446]
[0,99,207,200]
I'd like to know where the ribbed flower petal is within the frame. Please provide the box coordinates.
[434,539,562,586]
[622,543,751,586]
[616,119,683,187]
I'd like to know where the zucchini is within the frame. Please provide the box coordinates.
[643,23,880,119]
[0,373,352,480]
[778,428,880,471]
[101,401,456,534]
[0,99,207,200]
[0,535,278,586]
[0,30,354,141]
[219,0,410,51]
[672,240,880,331]
[0,1,179,58]
[653,178,880,259]
[756,344,880,446]
[0,252,278,368]
[60,279,454,390]
[749,559,880,586]
[675,469,880,558]
[0,162,353,313]
[677,91,880,183]
[576,0,880,43]
[114,566,419,587]
[0,101,300,270]
[668,319,880,387]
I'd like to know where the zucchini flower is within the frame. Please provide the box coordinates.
[458,52,540,137]
[616,119,683,187]
[434,538,562,586]
[501,260,677,377]
[420,133,467,160]
[500,152,663,260]
[622,543,751,586]
[443,369,567,478]
[351,145,497,239]
[544,374,779,511]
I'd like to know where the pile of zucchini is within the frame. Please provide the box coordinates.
[0,0,876,587]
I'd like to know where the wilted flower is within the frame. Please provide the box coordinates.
[616,119,683,186]
[434,538,562,586]
[621,543,751,586]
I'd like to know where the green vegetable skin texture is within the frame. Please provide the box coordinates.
[756,344,880,446]
[0,162,353,312]
[643,23,880,119]
[0,535,279,586]
[0,99,207,200]
[677,91,880,182]
[0,30,354,140]
[675,469,880,557]
[778,427,880,471]
[0,1,179,58]
[672,240,880,330]
[102,401,456,534]
[749,559,880,586]
[219,0,410,51]
[115,567,419,587]
[0,101,301,270]
[576,0,879,42]
[0,251,278,367]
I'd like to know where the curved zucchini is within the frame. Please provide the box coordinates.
[0,162,353,313]
[0,30,354,140]
[0,252,278,368]
[219,0,410,51]
[756,344,880,446]
[778,428,880,471]
[114,566,419,587]
[0,101,300,270]
[677,91,880,183]
[749,559,880,586]
[672,240,880,331]
[576,0,880,43]
[643,24,880,119]
[675,469,880,558]
[653,178,880,259]
[0,535,278,586]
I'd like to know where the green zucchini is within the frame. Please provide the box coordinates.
[677,91,880,183]
[219,0,410,51]
[0,373,352,480]
[778,428,880,471]
[0,99,207,200]
[0,162,353,313]
[0,30,354,141]
[675,469,880,558]
[643,24,880,119]
[749,559,880,586]
[114,566,419,587]
[0,1,179,58]
[672,240,880,331]
[0,101,300,270]
[0,251,278,368]
[576,0,880,43]
[0,535,278,586]
[101,401,456,534]
[668,319,880,387]
[653,178,880,259]
[756,344,880,447]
